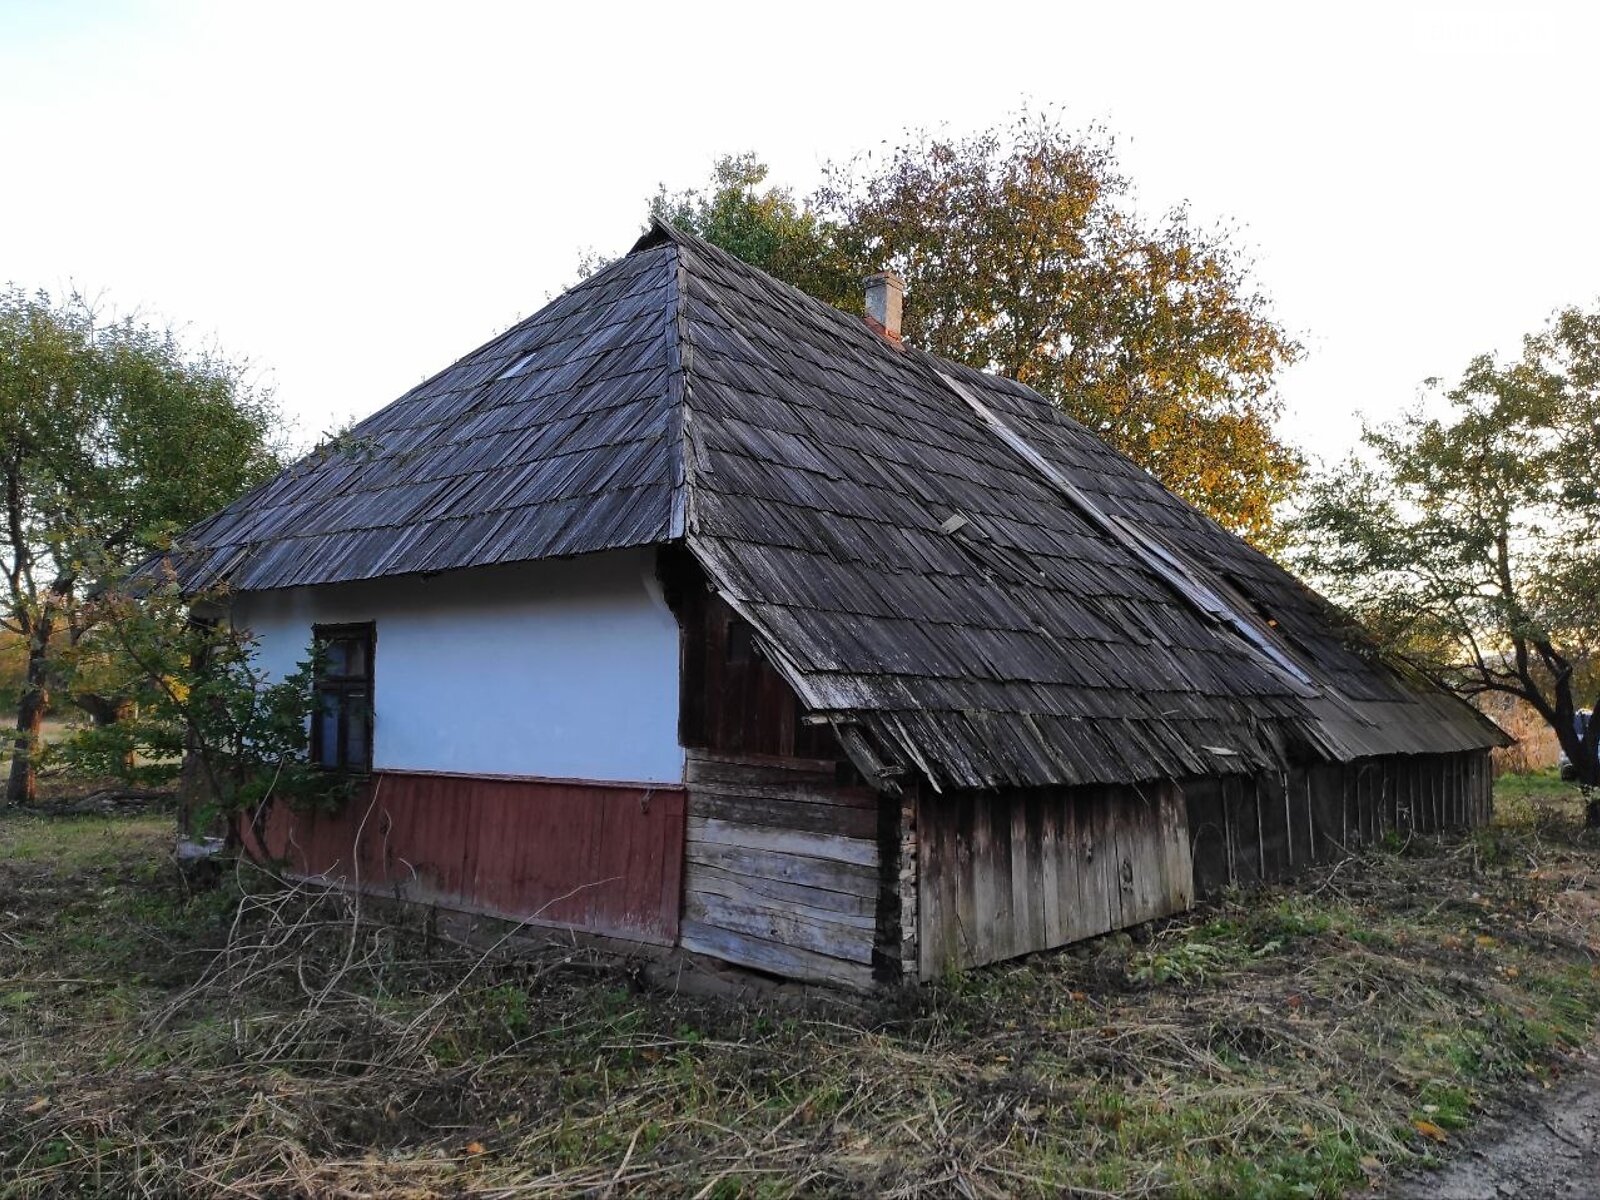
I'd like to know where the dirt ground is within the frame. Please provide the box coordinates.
[1388,1047,1600,1199]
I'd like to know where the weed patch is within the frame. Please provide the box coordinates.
[1,780,1597,1197]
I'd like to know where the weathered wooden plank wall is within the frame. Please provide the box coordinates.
[915,782,1193,978]
[680,752,880,990]
[1185,750,1493,898]
[671,568,837,761]
[251,771,685,944]
[912,750,1491,980]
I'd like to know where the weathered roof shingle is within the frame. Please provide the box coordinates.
[155,220,1505,788]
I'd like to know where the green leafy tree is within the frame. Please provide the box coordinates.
[56,581,351,846]
[1293,303,1600,824]
[0,288,282,804]
[647,153,861,310]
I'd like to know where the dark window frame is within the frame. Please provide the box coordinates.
[311,622,375,773]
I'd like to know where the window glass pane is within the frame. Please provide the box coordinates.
[344,637,368,680]
[345,693,370,768]
[321,639,349,679]
[316,692,341,768]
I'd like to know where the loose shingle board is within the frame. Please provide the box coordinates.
[150,219,1505,790]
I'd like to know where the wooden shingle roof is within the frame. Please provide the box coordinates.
[157,220,1505,789]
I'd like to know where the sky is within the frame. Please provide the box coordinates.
[3,0,1597,466]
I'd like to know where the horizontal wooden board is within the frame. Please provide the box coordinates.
[685,753,875,810]
[684,840,879,898]
[684,892,874,964]
[689,791,878,840]
[686,816,878,868]
[687,861,878,918]
[680,918,875,991]
[681,747,887,988]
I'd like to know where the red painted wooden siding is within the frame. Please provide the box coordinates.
[251,772,686,945]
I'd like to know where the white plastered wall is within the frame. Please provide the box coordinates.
[229,548,684,784]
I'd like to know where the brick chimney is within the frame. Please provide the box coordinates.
[863,271,904,344]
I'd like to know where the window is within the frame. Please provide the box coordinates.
[312,623,374,772]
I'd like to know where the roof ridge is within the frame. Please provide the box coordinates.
[630,215,684,255]
[929,365,1321,698]
[663,240,692,541]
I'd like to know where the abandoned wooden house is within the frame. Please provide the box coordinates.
[155,220,1507,988]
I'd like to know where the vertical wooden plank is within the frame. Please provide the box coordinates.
[1341,765,1354,850]
[1062,786,1096,943]
[1387,762,1401,835]
[1223,776,1239,886]
[1132,785,1166,922]
[1452,756,1463,829]
[1039,792,1064,946]
[1160,782,1194,913]
[1434,757,1445,832]
[1112,790,1144,924]
[1183,778,1229,899]
[658,789,685,944]
[1385,760,1401,837]
[936,791,959,974]
[1258,772,1290,881]
[1482,752,1493,825]
[1447,756,1456,830]
[1284,768,1311,869]
[1415,758,1426,833]
[1226,776,1261,888]
[1427,761,1440,838]
[954,792,979,968]
[1423,758,1434,833]
[984,794,1016,963]
[1304,769,1316,863]
[1101,789,1129,933]
[969,794,996,967]
[1415,758,1427,833]
[1017,791,1045,958]
[1072,789,1112,941]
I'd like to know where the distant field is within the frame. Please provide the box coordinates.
[0,717,73,767]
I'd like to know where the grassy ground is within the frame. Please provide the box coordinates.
[1,777,1598,1198]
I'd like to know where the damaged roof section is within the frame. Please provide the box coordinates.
[665,226,1501,788]
[153,219,1505,791]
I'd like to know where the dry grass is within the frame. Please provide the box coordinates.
[2,779,1598,1198]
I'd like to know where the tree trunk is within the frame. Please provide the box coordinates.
[7,634,51,805]
[74,692,132,727]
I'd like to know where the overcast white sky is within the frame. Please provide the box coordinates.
[3,1,1596,465]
